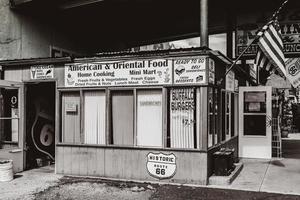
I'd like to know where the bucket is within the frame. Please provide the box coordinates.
[0,160,13,182]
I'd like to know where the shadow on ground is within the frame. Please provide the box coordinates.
[34,177,300,200]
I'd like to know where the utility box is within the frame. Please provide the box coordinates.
[213,149,234,176]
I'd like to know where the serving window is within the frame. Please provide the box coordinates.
[60,86,203,149]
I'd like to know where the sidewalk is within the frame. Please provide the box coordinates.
[209,158,300,196]
[1,158,300,199]
[0,165,62,200]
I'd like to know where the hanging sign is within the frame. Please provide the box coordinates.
[236,10,300,56]
[30,65,54,79]
[285,58,300,88]
[173,57,207,85]
[226,71,235,92]
[65,59,172,87]
[146,152,176,179]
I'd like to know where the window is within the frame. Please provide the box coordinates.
[83,91,106,145]
[208,88,215,147]
[0,88,19,147]
[169,88,196,149]
[136,90,163,147]
[111,90,134,146]
[243,91,267,136]
[225,93,231,140]
[61,89,164,147]
[221,90,226,141]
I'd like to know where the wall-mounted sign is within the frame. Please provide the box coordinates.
[146,152,176,179]
[65,59,172,87]
[226,71,235,92]
[285,58,300,88]
[30,65,54,79]
[208,58,215,84]
[234,79,239,92]
[173,57,206,85]
[236,10,300,56]
[65,102,77,113]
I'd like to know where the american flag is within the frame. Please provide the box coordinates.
[255,20,286,78]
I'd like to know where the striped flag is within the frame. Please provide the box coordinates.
[255,20,286,78]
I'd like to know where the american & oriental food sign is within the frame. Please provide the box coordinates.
[64,56,214,87]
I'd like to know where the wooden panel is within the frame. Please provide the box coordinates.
[56,145,208,184]
[63,147,72,174]
[71,147,80,175]
[87,148,97,176]
[112,91,134,145]
[61,92,80,143]
[4,68,23,82]
[79,147,88,176]
[95,148,105,176]
[56,146,64,174]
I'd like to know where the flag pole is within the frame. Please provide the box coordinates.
[217,0,289,85]
[217,36,259,85]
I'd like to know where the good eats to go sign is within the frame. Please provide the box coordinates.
[146,152,177,179]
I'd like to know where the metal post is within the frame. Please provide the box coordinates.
[200,0,208,47]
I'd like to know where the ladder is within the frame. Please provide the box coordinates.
[272,117,282,158]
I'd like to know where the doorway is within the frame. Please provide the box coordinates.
[239,86,272,159]
[25,82,55,169]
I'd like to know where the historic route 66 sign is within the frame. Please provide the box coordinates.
[146,152,177,179]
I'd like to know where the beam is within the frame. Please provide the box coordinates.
[59,0,105,10]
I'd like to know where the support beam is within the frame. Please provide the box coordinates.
[200,0,208,47]
[59,0,105,10]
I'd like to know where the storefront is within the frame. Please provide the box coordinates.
[0,48,243,185]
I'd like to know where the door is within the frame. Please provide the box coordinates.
[239,86,272,159]
[0,80,25,172]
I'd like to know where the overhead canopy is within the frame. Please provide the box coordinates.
[10,0,299,52]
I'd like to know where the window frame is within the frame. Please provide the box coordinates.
[0,87,21,148]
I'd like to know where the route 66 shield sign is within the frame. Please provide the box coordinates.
[146,152,177,179]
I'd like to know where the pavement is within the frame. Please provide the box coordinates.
[209,158,300,196]
[0,165,62,200]
[1,157,300,199]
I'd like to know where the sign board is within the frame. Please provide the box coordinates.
[146,152,176,179]
[173,57,206,85]
[285,58,300,88]
[31,65,54,79]
[65,59,172,87]
[208,58,215,84]
[65,102,78,113]
[236,10,300,56]
[226,71,235,92]
[234,79,239,92]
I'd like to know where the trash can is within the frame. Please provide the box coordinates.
[0,160,13,182]
[213,148,234,176]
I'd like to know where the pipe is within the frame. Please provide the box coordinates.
[200,0,208,47]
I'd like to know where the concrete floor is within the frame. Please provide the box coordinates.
[0,165,62,200]
[1,158,300,199]
[209,158,300,196]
